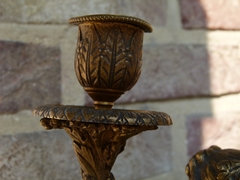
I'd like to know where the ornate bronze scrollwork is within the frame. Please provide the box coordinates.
[33,14,173,180]
[40,118,156,180]
[70,15,152,109]
[186,145,240,180]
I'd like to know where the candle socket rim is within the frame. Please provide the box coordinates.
[68,14,153,33]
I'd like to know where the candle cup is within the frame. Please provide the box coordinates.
[69,14,152,109]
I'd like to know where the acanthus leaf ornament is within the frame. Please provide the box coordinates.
[33,14,173,180]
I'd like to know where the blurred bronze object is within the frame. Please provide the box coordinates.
[34,14,172,180]
[186,145,240,180]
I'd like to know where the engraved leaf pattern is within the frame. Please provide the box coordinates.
[217,160,240,180]
[63,123,154,180]
[127,29,143,90]
[107,25,126,89]
[75,25,94,86]
[90,24,113,87]
[35,104,173,126]
[75,23,143,90]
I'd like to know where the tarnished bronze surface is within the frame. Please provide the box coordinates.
[33,14,173,180]
[40,118,156,180]
[33,104,173,126]
[70,14,152,109]
[186,145,240,180]
[69,14,152,33]
[34,105,172,180]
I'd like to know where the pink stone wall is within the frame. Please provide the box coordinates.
[180,0,240,29]
[0,0,240,180]
[187,113,240,158]
[0,41,61,113]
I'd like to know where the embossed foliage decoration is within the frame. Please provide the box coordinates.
[75,22,143,91]
[186,145,240,180]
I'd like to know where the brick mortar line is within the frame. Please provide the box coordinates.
[166,0,182,30]
[144,27,240,45]
[0,110,44,136]
[116,93,240,108]
[0,23,68,46]
[0,23,240,45]
[2,93,240,120]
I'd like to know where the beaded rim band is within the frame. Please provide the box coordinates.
[69,14,153,33]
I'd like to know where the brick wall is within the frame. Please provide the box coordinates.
[0,0,240,180]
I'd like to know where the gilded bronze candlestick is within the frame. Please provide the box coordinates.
[34,14,173,180]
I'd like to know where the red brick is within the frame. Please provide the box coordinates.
[41,131,81,180]
[0,133,43,179]
[0,127,172,179]
[179,0,240,29]
[117,0,167,26]
[86,44,240,105]
[113,127,172,179]
[0,0,167,26]
[0,131,81,180]
[0,41,61,113]
[108,44,239,104]
[186,112,240,158]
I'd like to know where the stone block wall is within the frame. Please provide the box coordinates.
[0,0,240,180]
